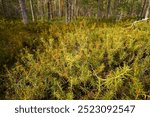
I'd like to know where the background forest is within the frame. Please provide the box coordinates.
[0,0,150,100]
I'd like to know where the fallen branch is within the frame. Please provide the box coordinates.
[131,18,150,27]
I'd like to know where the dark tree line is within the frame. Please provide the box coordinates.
[0,0,150,24]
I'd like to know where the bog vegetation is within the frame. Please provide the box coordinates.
[0,18,150,99]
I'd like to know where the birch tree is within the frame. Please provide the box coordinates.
[65,0,71,23]
[74,0,79,18]
[139,0,147,19]
[47,0,52,20]
[58,0,61,17]
[29,0,35,22]
[145,0,150,19]
[18,0,28,24]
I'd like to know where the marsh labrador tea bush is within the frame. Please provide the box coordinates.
[0,19,150,99]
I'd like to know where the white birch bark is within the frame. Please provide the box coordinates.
[18,0,28,24]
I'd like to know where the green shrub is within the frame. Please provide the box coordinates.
[1,19,150,99]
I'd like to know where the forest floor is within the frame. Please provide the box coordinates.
[0,18,150,99]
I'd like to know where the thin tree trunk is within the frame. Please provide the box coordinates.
[61,0,64,17]
[1,0,7,17]
[30,0,35,22]
[53,0,56,17]
[106,0,111,18]
[65,0,71,23]
[145,0,150,19]
[69,0,72,21]
[37,0,41,20]
[37,0,45,21]
[65,0,69,23]
[74,0,78,18]
[47,0,50,20]
[114,0,122,20]
[97,0,101,20]
[47,0,52,20]
[58,0,61,17]
[139,0,147,19]
[41,0,45,21]
[18,0,28,24]
[130,0,135,17]
[71,0,74,19]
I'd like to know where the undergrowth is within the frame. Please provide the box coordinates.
[0,19,150,99]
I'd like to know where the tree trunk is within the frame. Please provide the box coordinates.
[18,0,28,24]
[58,0,61,17]
[145,0,150,19]
[106,0,111,18]
[74,0,78,18]
[114,0,123,20]
[139,0,147,19]
[37,0,45,22]
[129,0,135,17]
[69,0,72,21]
[1,0,7,17]
[65,0,71,23]
[53,0,56,17]
[61,0,65,17]
[41,0,45,21]
[29,0,35,22]
[71,0,74,19]
[47,0,52,20]
[97,0,101,20]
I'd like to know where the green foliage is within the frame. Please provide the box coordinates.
[0,19,150,99]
